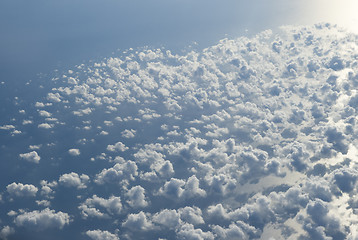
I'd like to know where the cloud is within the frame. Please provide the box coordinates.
[0,226,14,240]
[121,129,136,138]
[6,182,38,197]
[126,185,148,208]
[176,223,214,240]
[152,209,181,229]
[95,161,138,185]
[178,207,204,225]
[59,172,89,189]
[47,93,61,102]
[107,142,128,152]
[14,208,70,231]
[85,230,119,240]
[68,148,81,156]
[332,168,358,193]
[122,211,154,231]
[38,123,54,129]
[79,195,122,219]
[0,125,15,130]
[19,151,40,163]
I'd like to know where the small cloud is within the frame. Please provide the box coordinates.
[68,149,81,156]
[14,208,70,231]
[121,129,136,138]
[0,125,15,130]
[107,142,128,152]
[85,230,119,240]
[38,123,53,129]
[59,172,89,189]
[0,226,14,240]
[19,151,40,163]
[7,182,38,197]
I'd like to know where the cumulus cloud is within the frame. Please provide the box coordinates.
[68,148,81,156]
[177,223,214,240]
[59,172,89,189]
[79,195,122,219]
[0,226,14,240]
[38,123,54,129]
[14,208,70,231]
[107,142,128,152]
[126,185,148,208]
[121,129,136,138]
[95,161,138,185]
[122,211,154,231]
[85,229,119,240]
[19,151,40,163]
[7,182,38,197]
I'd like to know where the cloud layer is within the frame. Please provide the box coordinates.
[1,23,358,239]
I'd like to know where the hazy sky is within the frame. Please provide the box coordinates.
[1,0,357,81]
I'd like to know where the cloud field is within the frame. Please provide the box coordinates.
[1,23,358,239]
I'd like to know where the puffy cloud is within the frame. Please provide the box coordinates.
[126,185,148,208]
[7,182,38,197]
[0,125,15,130]
[0,226,14,240]
[152,209,181,229]
[47,92,61,102]
[121,129,136,138]
[332,168,358,193]
[38,110,52,117]
[304,177,332,201]
[211,223,246,240]
[107,142,128,152]
[122,211,154,231]
[298,199,346,239]
[38,123,54,129]
[159,176,206,200]
[85,230,119,240]
[14,208,70,231]
[59,172,89,189]
[159,178,185,199]
[79,195,122,219]
[68,148,81,156]
[19,151,40,163]
[95,161,138,185]
[178,206,204,225]
[176,223,214,240]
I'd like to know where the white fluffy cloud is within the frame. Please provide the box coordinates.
[19,151,40,163]
[95,161,138,185]
[79,195,122,219]
[85,229,119,240]
[0,226,14,240]
[126,185,148,208]
[6,182,38,197]
[59,172,89,189]
[107,142,128,152]
[14,208,70,231]
[68,148,81,156]
[122,211,154,231]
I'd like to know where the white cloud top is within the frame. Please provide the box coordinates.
[14,208,70,231]
[19,151,40,163]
